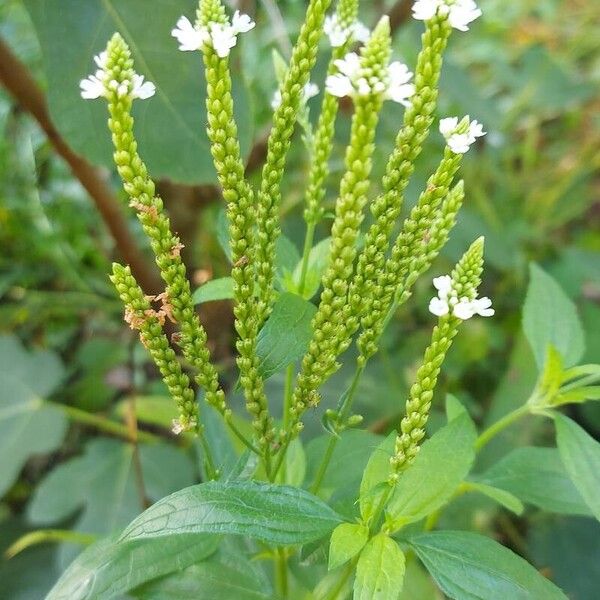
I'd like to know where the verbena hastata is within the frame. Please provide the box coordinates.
[64,0,583,597]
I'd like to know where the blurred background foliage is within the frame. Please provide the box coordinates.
[0,0,599,598]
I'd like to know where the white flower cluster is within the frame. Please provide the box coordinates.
[171,416,198,435]
[271,82,319,110]
[325,52,414,106]
[323,14,370,47]
[413,0,482,32]
[80,51,155,101]
[439,116,485,154]
[429,275,494,320]
[171,11,254,58]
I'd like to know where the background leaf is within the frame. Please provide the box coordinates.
[522,264,585,370]
[256,292,317,379]
[354,534,405,600]
[23,0,252,184]
[46,533,218,600]
[478,446,591,516]
[554,414,600,520]
[409,530,567,600]
[359,432,395,521]
[0,335,67,496]
[119,480,343,546]
[192,277,234,305]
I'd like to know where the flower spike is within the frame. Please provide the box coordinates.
[439,116,486,154]
[413,0,482,32]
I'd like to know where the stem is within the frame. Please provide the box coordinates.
[226,418,262,456]
[198,427,219,480]
[298,221,316,296]
[125,388,150,509]
[309,364,365,494]
[323,561,355,600]
[52,402,160,444]
[475,405,530,451]
[275,548,289,598]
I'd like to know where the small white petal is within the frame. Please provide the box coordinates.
[132,74,156,99]
[232,10,255,34]
[326,73,354,97]
[93,51,108,69]
[171,419,185,435]
[352,21,371,43]
[304,82,320,101]
[429,296,450,317]
[171,15,207,51]
[433,275,453,298]
[334,52,361,78]
[210,23,237,58]
[80,75,105,99]
[412,0,441,21]
[453,299,476,320]
[439,116,459,137]
[473,296,495,317]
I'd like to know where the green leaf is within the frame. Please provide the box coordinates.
[284,438,306,487]
[354,534,405,600]
[398,558,439,600]
[556,386,600,406]
[0,335,67,496]
[23,0,252,184]
[523,264,585,370]
[479,446,591,516]
[134,544,273,599]
[113,395,178,429]
[555,414,600,520]
[192,277,234,305]
[119,480,343,546]
[387,413,477,528]
[359,433,395,521]
[409,531,567,600]
[46,533,218,600]
[445,394,467,422]
[275,235,300,288]
[27,439,195,566]
[256,292,317,379]
[291,237,331,300]
[328,523,369,571]
[463,481,524,515]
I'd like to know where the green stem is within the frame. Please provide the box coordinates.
[310,365,365,494]
[475,405,530,451]
[53,402,159,444]
[198,426,218,480]
[323,560,355,600]
[298,221,316,296]
[275,548,289,598]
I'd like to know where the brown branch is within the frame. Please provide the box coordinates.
[388,0,415,35]
[0,37,161,293]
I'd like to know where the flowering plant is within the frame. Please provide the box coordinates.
[36,0,600,598]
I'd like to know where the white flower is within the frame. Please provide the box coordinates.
[439,116,486,154]
[171,419,185,435]
[428,275,494,320]
[412,0,482,32]
[94,51,108,69]
[171,416,197,435]
[171,16,208,51]
[132,74,156,99]
[324,14,370,47]
[325,52,414,106]
[80,72,106,99]
[271,82,319,109]
[172,11,254,58]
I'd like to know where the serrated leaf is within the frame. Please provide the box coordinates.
[192,277,234,305]
[464,481,524,515]
[328,523,369,571]
[134,544,274,599]
[46,533,218,600]
[354,534,405,600]
[119,480,343,546]
[256,292,317,379]
[478,446,591,516]
[555,414,600,521]
[523,264,585,370]
[27,439,195,566]
[23,0,252,184]
[387,413,477,528]
[409,531,567,600]
[0,335,67,496]
[359,433,395,521]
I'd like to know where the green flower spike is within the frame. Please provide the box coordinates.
[389,237,488,479]
[100,33,225,415]
[197,0,274,459]
[255,0,333,323]
[289,17,393,440]
[350,14,452,332]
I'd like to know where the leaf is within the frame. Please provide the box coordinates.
[359,433,395,521]
[192,277,234,305]
[556,386,600,406]
[555,414,600,520]
[275,235,300,288]
[409,531,567,600]
[256,292,317,379]
[387,413,477,528]
[445,394,467,422]
[398,558,440,600]
[113,395,178,429]
[463,481,524,515]
[328,523,369,571]
[478,446,591,516]
[284,437,306,487]
[23,0,252,184]
[134,544,274,600]
[354,534,405,600]
[46,533,219,600]
[27,438,195,566]
[119,480,343,546]
[0,335,67,496]
[291,237,332,300]
[522,264,585,370]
